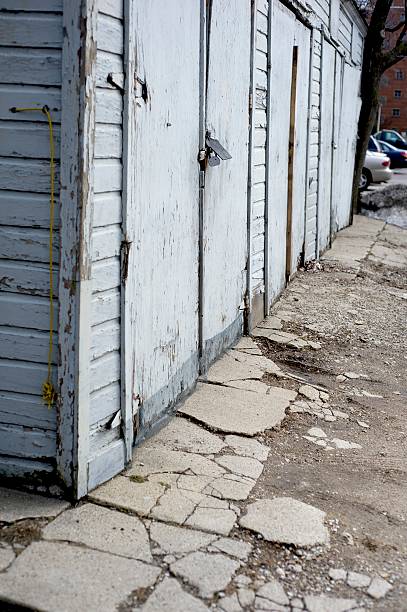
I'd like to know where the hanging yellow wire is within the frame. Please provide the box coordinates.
[10,105,57,408]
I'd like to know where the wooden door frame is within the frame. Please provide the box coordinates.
[285,45,298,282]
[58,0,97,499]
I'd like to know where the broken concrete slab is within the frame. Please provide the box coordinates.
[141,577,209,612]
[0,541,160,612]
[203,352,264,384]
[179,383,293,436]
[330,438,362,450]
[129,445,225,478]
[307,427,327,438]
[237,586,255,607]
[146,416,226,455]
[299,385,320,402]
[255,316,283,330]
[150,488,198,524]
[218,592,243,611]
[232,336,263,355]
[0,487,69,523]
[209,537,252,560]
[329,568,347,581]
[346,571,371,589]
[43,503,152,562]
[206,475,255,501]
[304,595,360,611]
[226,379,272,394]
[89,475,165,517]
[231,350,284,377]
[170,551,240,598]
[0,544,15,571]
[149,522,216,555]
[224,435,269,461]
[215,455,264,480]
[367,576,392,599]
[185,506,238,536]
[252,328,296,343]
[256,579,290,605]
[239,497,330,547]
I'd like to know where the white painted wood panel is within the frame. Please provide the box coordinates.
[0,5,62,478]
[250,0,269,310]
[0,48,61,86]
[0,13,62,48]
[87,0,125,491]
[1,1,62,10]
[0,293,57,332]
[334,62,361,230]
[0,391,56,430]
[0,326,57,364]
[0,226,59,263]
[305,31,322,261]
[203,0,251,355]
[130,1,200,429]
[290,22,311,274]
[338,7,353,53]
[318,40,336,254]
[0,85,61,123]
[0,423,56,460]
[267,1,295,301]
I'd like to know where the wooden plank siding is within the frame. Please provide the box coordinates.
[0,5,63,478]
[304,31,322,261]
[87,1,124,486]
[338,6,353,54]
[251,0,269,309]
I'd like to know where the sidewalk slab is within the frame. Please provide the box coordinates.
[0,541,160,612]
[179,383,294,436]
[0,487,69,523]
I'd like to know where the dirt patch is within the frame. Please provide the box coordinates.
[245,255,407,609]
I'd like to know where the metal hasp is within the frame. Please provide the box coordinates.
[206,133,232,167]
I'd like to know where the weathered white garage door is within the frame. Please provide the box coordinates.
[267,1,310,304]
[202,0,251,365]
[334,62,361,231]
[131,2,201,432]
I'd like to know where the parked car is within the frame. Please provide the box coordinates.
[368,135,382,153]
[374,129,407,150]
[377,140,407,168]
[360,149,392,190]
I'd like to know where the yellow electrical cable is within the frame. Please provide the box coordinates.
[10,105,57,408]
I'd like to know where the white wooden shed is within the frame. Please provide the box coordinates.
[0,0,366,499]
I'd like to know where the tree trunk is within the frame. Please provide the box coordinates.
[351,68,381,215]
[351,0,394,216]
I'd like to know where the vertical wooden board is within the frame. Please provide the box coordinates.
[318,40,336,254]
[266,2,295,303]
[203,0,251,349]
[130,1,200,427]
[290,22,310,272]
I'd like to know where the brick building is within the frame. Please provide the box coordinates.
[379,0,407,134]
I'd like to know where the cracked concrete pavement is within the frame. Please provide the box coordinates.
[0,215,405,611]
